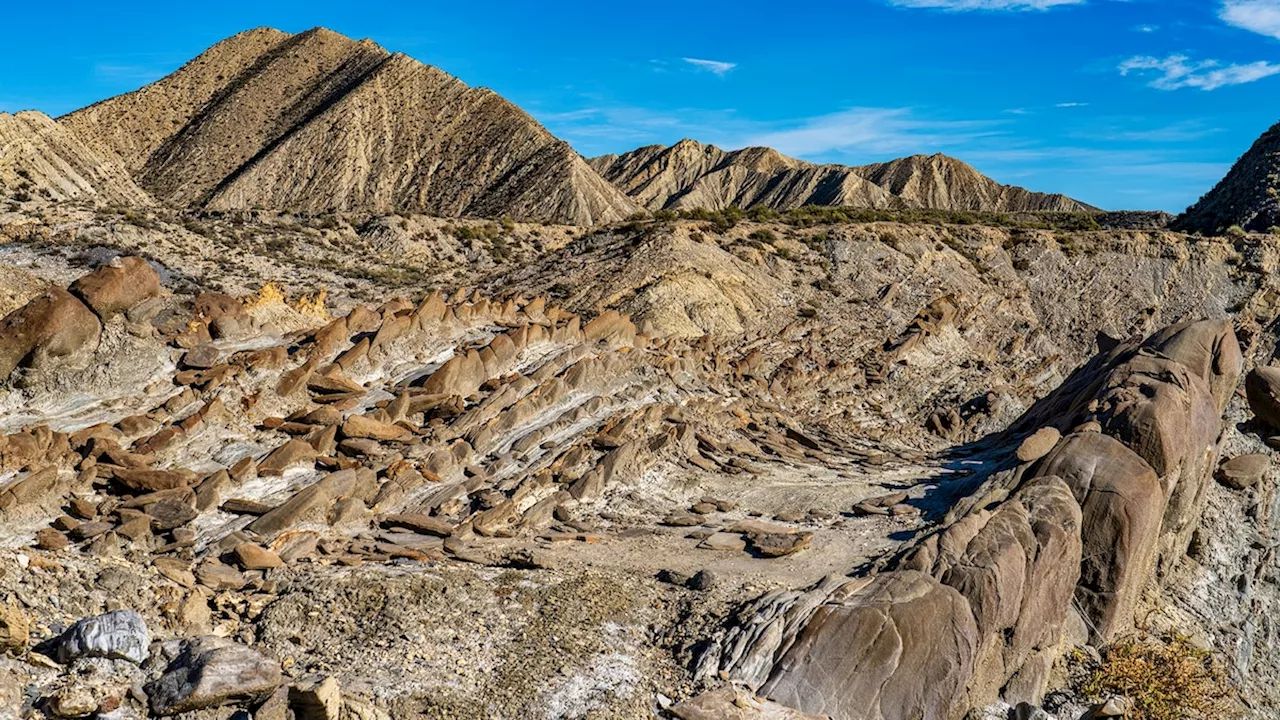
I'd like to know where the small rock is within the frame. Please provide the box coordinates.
[145,635,282,715]
[697,532,747,552]
[662,513,702,527]
[1218,453,1269,490]
[290,675,343,720]
[688,569,718,591]
[48,684,98,718]
[1016,427,1061,463]
[690,502,718,515]
[35,528,69,551]
[657,569,691,586]
[748,531,813,558]
[56,609,149,664]
[0,603,29,654]
[196,560,247,591]
[852,501,890,517]
[233,544,283,570]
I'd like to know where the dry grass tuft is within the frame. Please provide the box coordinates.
[1076,633,1237,720]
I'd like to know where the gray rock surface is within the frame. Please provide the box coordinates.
[56,609,149,664]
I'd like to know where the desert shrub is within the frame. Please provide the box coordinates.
[1225,225,1248,239]
[749,228,778,243]
[1077,633,1235,720]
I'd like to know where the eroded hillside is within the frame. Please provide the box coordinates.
[0,202,1278,719]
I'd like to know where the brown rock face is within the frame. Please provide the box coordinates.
[760,571,979,720]
[68,256,161,318]
[60,28,636,225]
[0,287,102,381]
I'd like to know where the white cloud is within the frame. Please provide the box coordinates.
[887,0,1084,9]
[1055,102,1089,107]
[681,58,737,76]
[1135,24,1158,33]
[1220,0,1280,40]
[1119,54,1280,90]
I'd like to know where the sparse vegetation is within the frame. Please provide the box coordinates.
[1076,633,1236,720]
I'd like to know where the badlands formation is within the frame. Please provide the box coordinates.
[1,23,1279,720]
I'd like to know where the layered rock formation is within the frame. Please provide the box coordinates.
[60,28,637,224]
[1177,119,1280,234]
[0,111,154,206]
[590,140,1094,213]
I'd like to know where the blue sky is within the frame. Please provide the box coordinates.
[2,0,1278,212]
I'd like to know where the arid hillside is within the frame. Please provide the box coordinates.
[1178,119,1280,234]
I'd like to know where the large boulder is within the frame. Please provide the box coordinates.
[68,256,160,318]
[759,571,979,720]
[0,287,101,381]
[1030,432,1163,643]
[145,635,282,715]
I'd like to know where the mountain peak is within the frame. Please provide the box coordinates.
[58,27,636,224]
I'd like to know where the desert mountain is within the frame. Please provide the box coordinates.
[60,27,637,225]
[0,111,154,206]
[591,139,1094,213]
[1177,119,1280,234]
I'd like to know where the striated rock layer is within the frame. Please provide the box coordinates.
[0,111,154,206]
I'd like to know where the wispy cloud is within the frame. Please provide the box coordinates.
[740,108,997,158]
[1135,24,1159,33]
[1055,102,1089,108]
[1119,54,1280,90]
[681,58,737,76]
[542,105,998,161]
[1220,0,1280,40]
[887,0,1084,10]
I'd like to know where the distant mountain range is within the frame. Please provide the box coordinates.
[3,27,1113,223]
[590,140,1094,213]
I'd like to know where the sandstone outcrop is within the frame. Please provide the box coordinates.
[705,319,1239,717]
[68,256,161,318]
